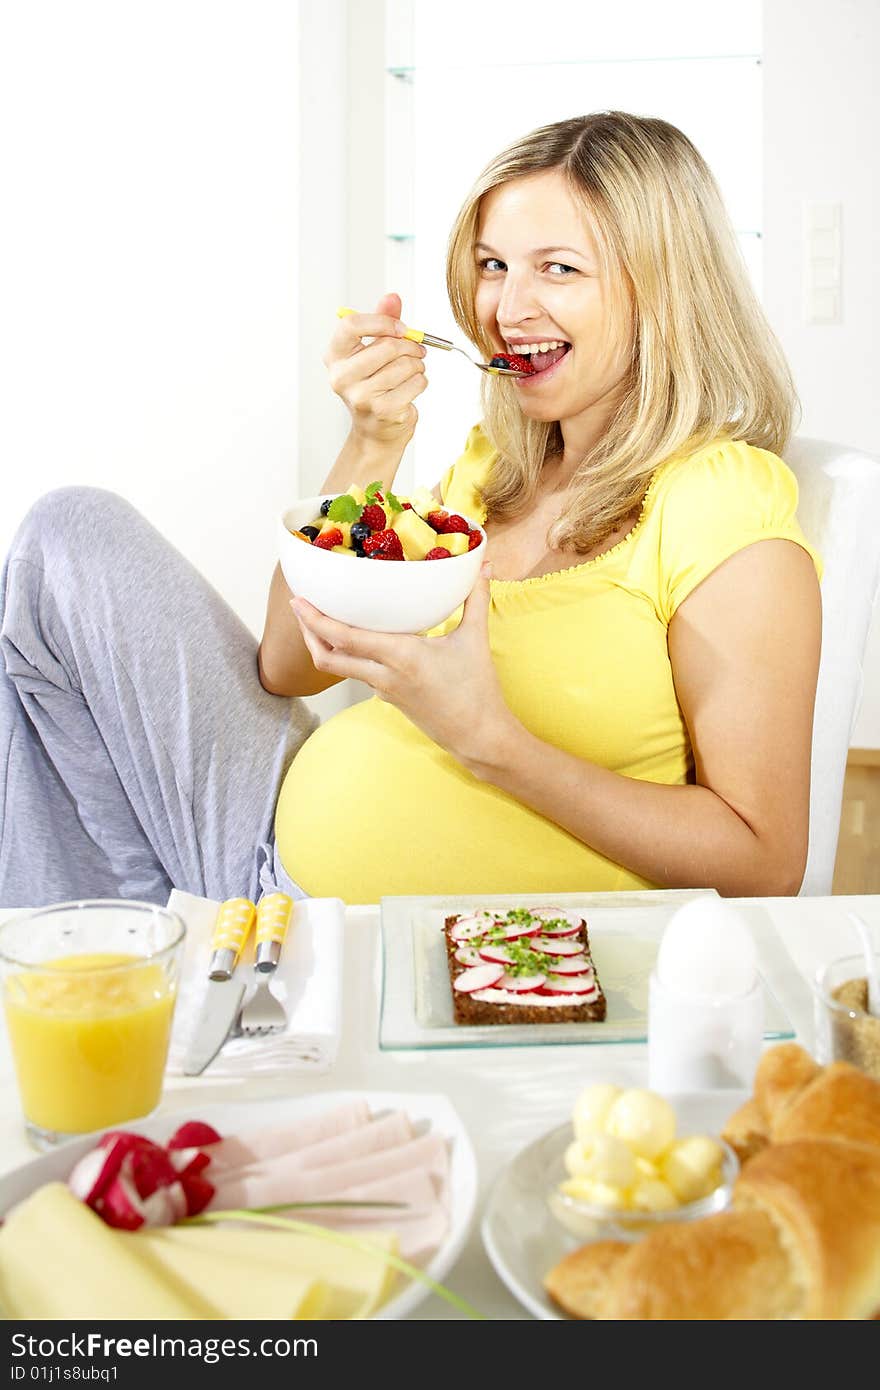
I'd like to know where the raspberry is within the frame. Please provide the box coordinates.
[360,503,386,532]
[402,502,413,510]
[425,510,449,531]
[433,513,470,535]
[467,528,483,550]
[424,546,452,560]
[489,352,536,374]
[363,529,404,560]
[314,528,342,550]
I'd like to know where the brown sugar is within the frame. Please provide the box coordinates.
[830,977,880,1079]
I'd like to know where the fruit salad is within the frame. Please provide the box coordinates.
[289,481,484,561]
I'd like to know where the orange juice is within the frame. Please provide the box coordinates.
[4,953,176,1134]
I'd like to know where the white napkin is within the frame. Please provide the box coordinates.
[165,890,344,1077]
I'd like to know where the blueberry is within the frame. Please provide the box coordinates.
[301,525,319,541]
[319,498,332,516]
[350,521,371,548]
[489,356,509,369]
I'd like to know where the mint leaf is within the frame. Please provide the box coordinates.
[364,480,384,502]
[384,489,403,513]
[327,494,361,522]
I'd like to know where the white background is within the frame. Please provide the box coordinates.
[1,0,878,738]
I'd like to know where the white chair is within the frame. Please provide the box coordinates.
[783,437,880,895]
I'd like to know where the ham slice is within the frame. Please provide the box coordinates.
[209,1131,449,1211]
[214,1170,448,1264]
[203,1099,372,1170]
[266,1110,414,1172]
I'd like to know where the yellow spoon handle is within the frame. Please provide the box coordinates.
[336,305,441,348]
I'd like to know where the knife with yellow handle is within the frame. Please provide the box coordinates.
[182,898,256,1075]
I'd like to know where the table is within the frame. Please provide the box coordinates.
[1,893,877,1320]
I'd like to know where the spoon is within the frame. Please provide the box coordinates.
[847,911,880,1016]
[337,307,529,377]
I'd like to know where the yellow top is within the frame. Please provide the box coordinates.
[275,430,821,903]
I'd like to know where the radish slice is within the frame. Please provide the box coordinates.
[453,962,505,993]
[454,945,483,967]
[531,922,582,939]
[167,1147,212,1178]
[531,936,583,957]
[99,1174,147,1231]
[530,907,585,929]
[180,1172,215,1216]
[539,975,600,995]
[501,922,543,940]
[544,956,592,976]
[167,1121,222,1150]
[449,913,496,942]
[478,944,513,965]
[497,972,547,992]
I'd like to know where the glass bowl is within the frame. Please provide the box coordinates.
[545,1123,740,1243]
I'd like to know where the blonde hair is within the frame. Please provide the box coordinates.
[446,112,799,553]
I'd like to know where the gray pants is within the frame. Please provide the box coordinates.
[0,488,317,909]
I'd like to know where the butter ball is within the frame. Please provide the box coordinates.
[572,1083,621,1142]
[630,1176,679,1213]
[606,1089,677,1160]
[661,1135,725,1203]
[563,1139,594,1178]
[656,900,758,999]
[582,1133,637,1189]
[562,1177,628,1211]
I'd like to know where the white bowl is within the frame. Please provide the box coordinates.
[278,495,486,634]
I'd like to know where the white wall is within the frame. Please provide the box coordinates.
[0,1,302,639]
[763,0,880,746]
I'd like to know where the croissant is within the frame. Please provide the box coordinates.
[544,1048,880,1320]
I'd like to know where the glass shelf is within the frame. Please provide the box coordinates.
[387,230,762,242]
[388,53,760,79]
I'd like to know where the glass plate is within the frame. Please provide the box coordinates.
[378,889,797,1050]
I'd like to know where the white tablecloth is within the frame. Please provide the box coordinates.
[1,892,877,1320]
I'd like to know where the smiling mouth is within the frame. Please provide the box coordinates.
[507,342,571,375]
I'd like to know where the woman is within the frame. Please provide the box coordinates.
[0,112,821,910]
[265,112,822,902]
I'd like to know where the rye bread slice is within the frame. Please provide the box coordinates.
[445,911,607,1027]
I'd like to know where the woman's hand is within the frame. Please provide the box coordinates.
[324,292,428,454]
[289,564,518,769]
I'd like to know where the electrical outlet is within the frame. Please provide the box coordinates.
[803,202,842,324]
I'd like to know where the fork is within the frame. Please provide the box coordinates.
[238,892,294,1037]
[337,306,528,376]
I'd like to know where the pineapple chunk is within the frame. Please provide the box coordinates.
[408,486,441,520]
[442,531,470,556]
[331,545,356,555]
[345,485,367,506]
[319,518,352,547]
[390,508,442,561]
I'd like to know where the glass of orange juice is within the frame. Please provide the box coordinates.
[0,900,186,1149]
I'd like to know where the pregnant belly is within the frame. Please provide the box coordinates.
[273,698,655,904]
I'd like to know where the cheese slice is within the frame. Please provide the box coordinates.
[0,1184,218,1318]
[136,1224,401,1319]
[0,1183,401,1320]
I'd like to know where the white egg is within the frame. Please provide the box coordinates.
[655,899,758,999]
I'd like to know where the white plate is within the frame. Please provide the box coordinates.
[0,1089,478,1322]
[380,889,796,1049]
[481,1089,746,1319]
